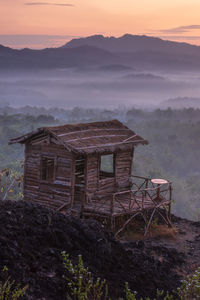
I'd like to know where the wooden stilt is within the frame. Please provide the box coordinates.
[111,216,115,231]
[115,212,140,238]
[144,208,156,235]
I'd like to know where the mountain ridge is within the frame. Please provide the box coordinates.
[62,34,200,56]
[1,34,200,70]
[0,44,118,69]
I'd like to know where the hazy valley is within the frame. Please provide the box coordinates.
[1,34,200,109]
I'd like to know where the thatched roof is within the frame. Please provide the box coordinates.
[9,120,148,154]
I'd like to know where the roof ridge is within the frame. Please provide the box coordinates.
[44,119,124,131]
[9,120,148,154]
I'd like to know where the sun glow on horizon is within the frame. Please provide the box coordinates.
[1,0,200,48]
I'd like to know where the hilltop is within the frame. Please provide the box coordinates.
[63,34,200,56]
[0,200,200,299]
[0,44,117,69]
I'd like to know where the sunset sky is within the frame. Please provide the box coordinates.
[1,0,200,48]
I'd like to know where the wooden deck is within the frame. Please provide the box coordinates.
[80,176,172,217]
[65,175,173,236]
[81,194,171,217]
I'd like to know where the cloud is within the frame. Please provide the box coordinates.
[157,25,200,34]
[156,35,200,45]
[160,35,200,41]
[25,2,74,6]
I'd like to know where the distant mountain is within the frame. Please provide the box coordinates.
[122,73,165,81]
[62,34,200,56]
[62,34,200,71]
[0,44,118,69]
[162,97,200,108]
[98,64,133,72]
[1,34,200,70]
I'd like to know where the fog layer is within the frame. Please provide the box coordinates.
[1,68,200,110]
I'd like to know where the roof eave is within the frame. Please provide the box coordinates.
[9,127,74,153]
[8,128,45,145]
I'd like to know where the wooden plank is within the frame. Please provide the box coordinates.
[57,128,130,138]
[71,154,76,208]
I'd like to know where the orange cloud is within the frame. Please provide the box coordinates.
[24,2,74,6]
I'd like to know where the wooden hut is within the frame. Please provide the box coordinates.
[10,120,172,235]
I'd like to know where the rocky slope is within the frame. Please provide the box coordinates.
[0,200,199,299]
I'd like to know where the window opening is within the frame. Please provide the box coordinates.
[100,154,115,179]
[41,157,55,181]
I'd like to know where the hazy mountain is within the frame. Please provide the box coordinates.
[1,34,200,70]
[63,34,200,56]
[0,44,118,69]
[1,35,200,108]
[61,34,200,71]
[98,64,133,72]
[121,73,165,81]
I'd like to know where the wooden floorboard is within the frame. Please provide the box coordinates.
[81,194,170,217]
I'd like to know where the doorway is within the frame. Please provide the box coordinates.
[74,155,86,203]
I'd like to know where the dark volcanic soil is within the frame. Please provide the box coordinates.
[0,201,199,300]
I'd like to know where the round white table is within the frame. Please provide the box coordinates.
[151,178,168,201]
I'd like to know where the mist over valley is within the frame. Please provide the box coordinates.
[1,34,200,109]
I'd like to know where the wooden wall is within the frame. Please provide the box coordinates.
[24,136,134,210]
[115,149,134,189]
[24,140,73,210]
[86,149,134,198]
[86,154,99,193]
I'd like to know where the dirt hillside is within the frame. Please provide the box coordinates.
[0,200,199,299]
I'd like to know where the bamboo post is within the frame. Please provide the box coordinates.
[71,155,76,208]
[145,179,148,197]
[168,183,172,220]
[110,194,114,215]
[110,194,115,230]
[81,189,85,216]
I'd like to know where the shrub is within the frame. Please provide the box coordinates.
[62,252,200,300]
[0,166,23,201]
[177,267,200,300]
[62,251,109,300]
[0,266,28,300]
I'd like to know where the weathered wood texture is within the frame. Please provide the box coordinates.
[10,120,148,154]
[115,150,133,189]
[86,154,99,192]
[86,150,133,197]
[74,156,86,203]
[80,175,172,236]
[24,141,73,210]
[23,131,135,214]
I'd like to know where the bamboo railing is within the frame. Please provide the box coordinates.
[110,175,172,215]
[83,175,173,234]
[84,175,172,216]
